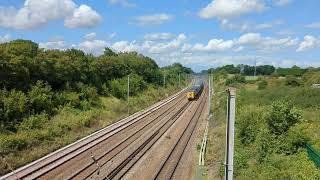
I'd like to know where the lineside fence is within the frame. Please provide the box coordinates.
[306,144,320,168]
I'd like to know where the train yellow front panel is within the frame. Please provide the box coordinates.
[187,92,195,100]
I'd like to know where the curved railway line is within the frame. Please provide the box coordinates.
[1,85,208,180]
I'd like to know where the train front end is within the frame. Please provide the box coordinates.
[187,91,195,100]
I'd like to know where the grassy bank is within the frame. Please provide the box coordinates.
[206,74,320,179]
[205,74,227,179]
[0,85,181,175]
[234,78,320,179]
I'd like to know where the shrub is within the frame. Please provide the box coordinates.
[54,91,81,108]
[258,80,268,90]
[18,113,49,131]
[226,74,245,86]
[237,106,264,145]
[0,134,28,154]
[28,81,54,115]
[109,78,126,99]
[285,75,301,87]
[302,70,320,86]
[266,100,302,135]
[1,90,28,130]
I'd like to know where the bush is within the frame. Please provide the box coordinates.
[1,90,28,130]
[0,134,28,154]
[109,78,126,99]
[75,83,99,108]
[108,74,147,99]
[285,75,301,87]
[237,106,264,145]
[302,70,320,86]
[18,113,49,131]
[266,100,302,136]
[54,91,81,108]
[28,81,54,115]
[258,80,268,90]
[226,74,245,86]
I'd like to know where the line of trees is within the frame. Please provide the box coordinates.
[0,40,192,132]
[204,64,312,77]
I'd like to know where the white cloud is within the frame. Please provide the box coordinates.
[64,5,102,28]
[112,41,141,52]
[78,39,108,55]
[276,29,295,36]
[233,46,244,52]
[39,32,313,70]
[0,34,11,43]
[261,37,298,51]
[133,13,173,26]
[273,0,292,6]
[191,39,234,52]
[297,35,319,52]
[144,33,175,41]
[0,0,101,30]
[39,39,68,50]
[305,22,320,29]
[237,32,298,51]
[238,33,262,44]
[108,0,136,8]
[84,32,97,41]
[199,0,266,19]
[148,33,187,54]
[221,19,283,32]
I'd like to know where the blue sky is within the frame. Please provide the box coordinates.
[0,0,319,71]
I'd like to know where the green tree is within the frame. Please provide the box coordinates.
[266,100,302,135]
[103,47,117,56]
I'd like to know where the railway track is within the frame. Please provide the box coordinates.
[153,87,207,180]
[1,85,208,180]
[1,88,187,180]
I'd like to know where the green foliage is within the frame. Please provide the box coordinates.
[109,78,127,99]
[233,81,320,179]
[237,106,264,145]
[103,47,117,57]
[18,113,49,131]
[277,65,307,77]
[266,100,302,135]
[0,39,192,175]
[285,75,301,87]
[302,70,320,86]
[0,90,28,130]
[258,80,268,89]
[0,39,191,132]
[256,65,276,75]
[225,74,245,86]
[28,81,54,115]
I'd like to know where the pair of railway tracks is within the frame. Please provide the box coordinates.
[1,86,208,180]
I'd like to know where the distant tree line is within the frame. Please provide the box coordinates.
[204,64,314,77]
[0,40,192,131]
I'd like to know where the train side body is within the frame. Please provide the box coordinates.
[187,81,204,101]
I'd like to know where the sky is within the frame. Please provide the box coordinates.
[0,0,320,72]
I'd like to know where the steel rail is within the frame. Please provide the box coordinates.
[1,88,187,180]
[105,101,192,180]
[153,87,207,180]
[65,97,188,179]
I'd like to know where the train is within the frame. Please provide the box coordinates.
[186,80,204,101]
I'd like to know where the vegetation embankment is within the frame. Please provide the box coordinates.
[206,65,320,179]
[0,40,192,175]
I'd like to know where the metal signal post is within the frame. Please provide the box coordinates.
[127,75,130,115]
[178,73,181,88]
[225,88,236,180]
[163,73,166,88]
